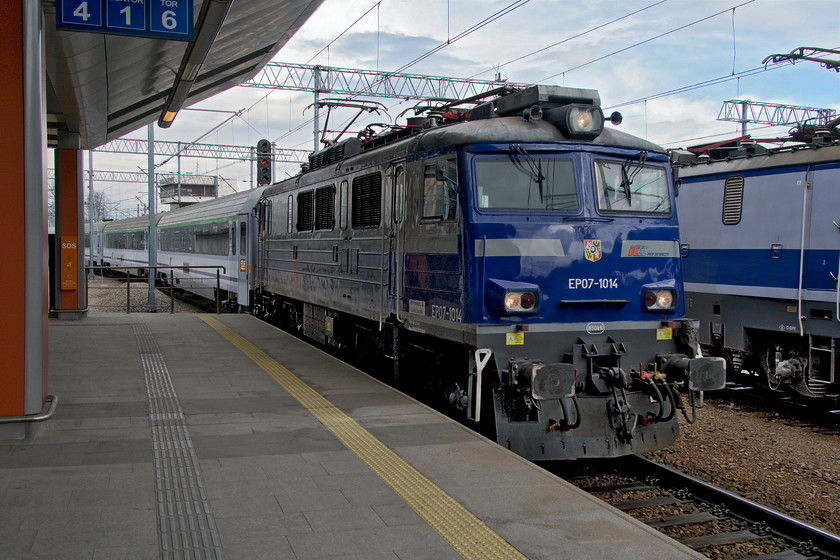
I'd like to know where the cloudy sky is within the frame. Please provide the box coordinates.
[93,0,840,217]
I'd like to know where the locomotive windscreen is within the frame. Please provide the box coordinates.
[474,156,578,211]
[594,160,671,214]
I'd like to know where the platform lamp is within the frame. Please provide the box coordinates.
[158,0,233,128]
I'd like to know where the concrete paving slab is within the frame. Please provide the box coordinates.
[0,314,707,560]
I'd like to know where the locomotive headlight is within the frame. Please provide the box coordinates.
[504,290,538,312]
[570,107,597,132]
[486,278,541,316]
[545,104,605,140]
[644,289,675,310]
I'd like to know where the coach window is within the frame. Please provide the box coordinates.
[240,223,247,256]
[351,172,382,228]
[230,223,236,255]
[286,195,293,233]
[422,159,457,220]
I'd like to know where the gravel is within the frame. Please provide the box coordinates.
[646,398,840,536]
[86,275,203,314]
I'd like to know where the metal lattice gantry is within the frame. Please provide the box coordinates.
[242,62,533,150]
[718,99,837,135]
[93,138,310,164]
[242,61,532,101]
[47,169,222,185]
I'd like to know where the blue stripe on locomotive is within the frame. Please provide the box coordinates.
[683,248,839,291]
[403,142,685,326]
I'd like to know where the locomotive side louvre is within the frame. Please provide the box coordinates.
[677,143,840,399]
[254,85,725,461]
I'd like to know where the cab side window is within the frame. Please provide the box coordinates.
[422,159,457,220]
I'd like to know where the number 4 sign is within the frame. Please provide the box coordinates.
[56,0,194,41]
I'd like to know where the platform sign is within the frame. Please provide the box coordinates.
[56,0,194,41]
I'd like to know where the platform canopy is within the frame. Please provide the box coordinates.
[43,0,324,150]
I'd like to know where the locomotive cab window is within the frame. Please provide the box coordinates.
[594,160,671,214]
[474,155,578,211]
[422,159,457,220]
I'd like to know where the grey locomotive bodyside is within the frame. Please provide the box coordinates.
[677,143,840,399]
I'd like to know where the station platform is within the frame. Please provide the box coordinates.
[0,313,704,560]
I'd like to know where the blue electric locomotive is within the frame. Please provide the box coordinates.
[253,85,724,460]
[675,133,840,402]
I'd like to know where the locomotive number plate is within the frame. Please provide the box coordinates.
[568,277,619,290]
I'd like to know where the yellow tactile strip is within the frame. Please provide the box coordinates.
[199,315,527,560]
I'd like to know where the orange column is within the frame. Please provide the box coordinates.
[0,1,26,417]
[54,147,85,315]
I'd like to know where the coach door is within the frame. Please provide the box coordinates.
[236,218,248,306]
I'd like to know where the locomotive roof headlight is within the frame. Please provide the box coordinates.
[644,289,676,310]
[545,104,605,141]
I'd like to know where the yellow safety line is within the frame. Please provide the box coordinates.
[199,315,527,560]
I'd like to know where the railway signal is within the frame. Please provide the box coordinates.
[257,139,272,185]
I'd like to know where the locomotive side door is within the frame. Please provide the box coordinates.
[390,163,406,315]
[256,197,272,290]
[804,164,840,294]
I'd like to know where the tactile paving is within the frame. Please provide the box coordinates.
[134,323,224,560]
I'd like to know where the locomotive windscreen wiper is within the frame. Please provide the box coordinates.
[509,144,545,202]
[618,151,649,203]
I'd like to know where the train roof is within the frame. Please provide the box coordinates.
[84,221,107,234]
[102,215,161,233]
[262,85,665,195]
[263,114,664,197]
[677,142,840,179]
[156,187,268,228]
[404,115,664,154]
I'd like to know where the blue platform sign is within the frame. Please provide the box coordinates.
[56,0,193,41]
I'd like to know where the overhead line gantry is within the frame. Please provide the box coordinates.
[241,62,533,150]
[718,99,837,136]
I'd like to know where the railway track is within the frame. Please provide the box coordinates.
[554,455,840,560]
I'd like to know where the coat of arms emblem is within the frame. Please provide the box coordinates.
[584,239,602,262]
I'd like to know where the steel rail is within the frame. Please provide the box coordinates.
[627,454,840,560]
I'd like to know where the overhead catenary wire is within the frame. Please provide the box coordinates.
[536,0,755,83]
[273,0,532,145]
[467,0,671,80]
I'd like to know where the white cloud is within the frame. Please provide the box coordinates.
[90,0,840,215]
